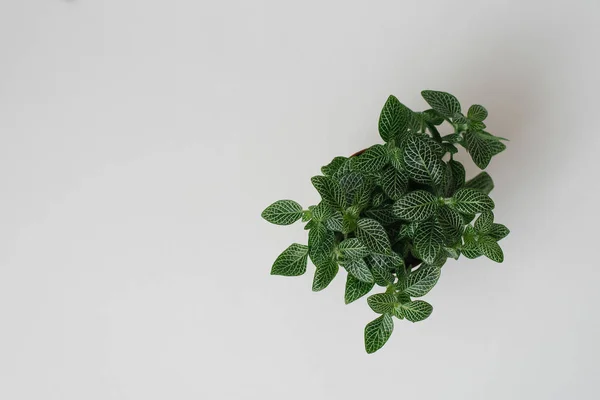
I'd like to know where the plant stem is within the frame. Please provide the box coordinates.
[426,122,442,143]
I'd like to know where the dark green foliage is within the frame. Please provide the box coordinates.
[262,90,509,353]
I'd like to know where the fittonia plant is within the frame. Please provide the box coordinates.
[262,90,509,354]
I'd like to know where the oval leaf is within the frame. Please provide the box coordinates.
[393,190,438,221]
[261,200,303,225]
[343,258,374,283]
[399,300,433,322]
[338,238,370,260]
[345,274,375,304]
[379,95,409,142]
[356,218,391,253]
[364,314,394,354]
[312,260,339,292]
[468,104,488,122]
[452,189,495,214]
[403,136,444,185]
[271,243,309,276]
[421,90,461,118]
[367,293,398,314]
[399,266,441,297]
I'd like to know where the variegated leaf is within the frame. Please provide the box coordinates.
[364,314,394,354]
[467,104,488,121]
[353,144,388,173]
[312,259,339,292]
[421,90,461,118]
[261,200,303,225]
[398,265,441,297]
[393,190,439,221]
[381,165,409,200]
[356,218,391,253]
[474,211,494,233]
[345,274,375,304]
[413,220,444,264]
[398,300,433,322]
[311,175,346,210]
[271,243,309,276]
[488,223,510,240]
[343,258,374,283]
[464,171,494,194]
[451,189,495,214]
[379,95,409,142]
[403,136,444,185]
[367,293,398,314]
[338,238,370,260]
[308,224,335,267]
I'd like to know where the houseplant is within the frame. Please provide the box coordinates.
[261,90,509,354]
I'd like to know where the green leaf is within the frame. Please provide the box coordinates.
[343,258,374,283]
[345,274,375,304]
[365,207,398,225]
[422,109,444,125]
[271,243,309,276]
[261,200,303,225]
[445,247,460,259]
[342,206,361,234]
[393,190,439,221]
[301,209,312,222]
[489,140,507,156]
[469,120,487,131]
[366,256,396,287]
[461,241,482,259]
[413,220,444,264]
[353,144,388,173]
[464,131,493,169]
[448,160,466,192]
[442,143,458,155]
[352,180,374,209]
[403,136,444,185]
[311,175,346,210]
[338,238,370,260]
[442,133,463,143]
[378,95,409,142]
[453,112,468,125]
[478,236,504,262]
[388,146,404,171]
[398,222,419,240]
[321,156,348,177]
[324,212,343,232]
[451,189,495,214]
[367,293,398,314]
[464,171,494,194]
[474,211,494,233]
[368,252,404,271]
[304,220,316,230]
[333,158,354,180]
[398,300,433,322]
[308,224,335,266]
[356,218,391,253]
[381,165,409,200]
[312,259,339,291]
[421,90,461,118]
[364,314,394,354]
[437,206,464,243]
[311,202,334,222]
[371,191,387,208]
[468,104,488,121]
[398,266,441,297]
[488,223,510,240]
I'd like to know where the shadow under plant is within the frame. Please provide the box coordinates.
[262,91,510,353]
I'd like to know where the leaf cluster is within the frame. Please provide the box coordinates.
[262,90,510,353]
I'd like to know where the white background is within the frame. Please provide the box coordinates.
[1,1,599,399]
